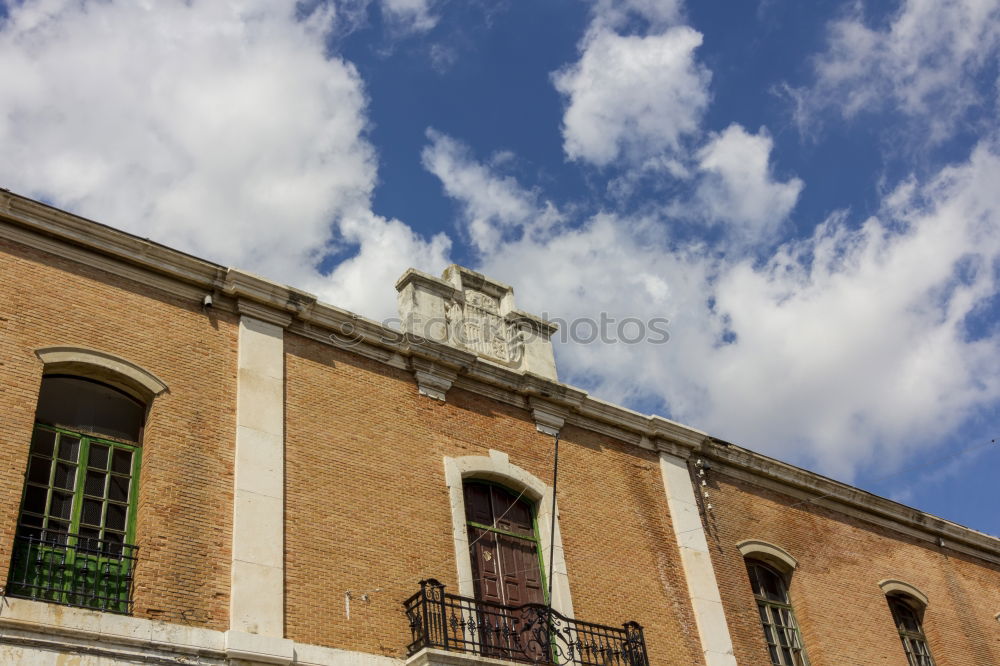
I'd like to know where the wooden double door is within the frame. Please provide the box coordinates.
[464,481,547,660]
[465,481,544,607]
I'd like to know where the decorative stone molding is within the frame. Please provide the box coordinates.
[737,540,799,573]
[530,398,568,437]
[410,357,461,401]
[237,298,293,328]
[35,346,168,402]
[443,451,574,620]
[396,265,559,381]
[878,579,929,607]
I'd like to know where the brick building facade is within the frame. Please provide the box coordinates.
[0,189,997,665]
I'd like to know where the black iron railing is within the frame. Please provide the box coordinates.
[404,579,649,665]
[7,530,138,614]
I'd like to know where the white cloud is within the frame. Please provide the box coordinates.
[380,0,438,33]
[0,0,448,321]
[699,140,1000,475]
[308,210,451,317]
[426,131,1000,480]
[590,0,684,32]
[421,129,562,253]
[799,0,1000,140]
[552,26,711,167]
[690,124,803,243]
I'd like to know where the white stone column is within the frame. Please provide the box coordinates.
[659,452,737,666]
[228,314,293,663]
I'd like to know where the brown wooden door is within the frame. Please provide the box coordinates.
[464,482,544,607]
[465,482,547,661]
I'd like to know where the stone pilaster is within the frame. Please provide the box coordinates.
[659,452,737,666]
[230,314,291,659]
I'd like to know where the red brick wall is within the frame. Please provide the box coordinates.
[0,238,236,630]
[283,333,706,664]
[706,470,1000,666]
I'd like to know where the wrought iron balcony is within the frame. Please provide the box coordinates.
[7,530,138,614]
[404,579,649,665]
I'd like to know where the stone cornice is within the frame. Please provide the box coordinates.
[3,189,998,561]
[505,309,559,336]
[703,439,1000,565]
[395,268,462,301]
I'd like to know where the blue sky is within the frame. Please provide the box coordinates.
[1,0,998,535]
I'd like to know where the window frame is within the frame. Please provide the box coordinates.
[19,423,142,548]
[887,594,936,666]
[8,370,149,614]
[745,559,810,666]
[463,478,550,606]
[443,450,576,619]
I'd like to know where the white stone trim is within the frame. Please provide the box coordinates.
[232,315,286,637]
[0,597,226,663]
[405,647,517,665]
[737,540,798,573]
[878,579,929,607]
[659,453,737,666]
[226,630,294,664]
[35,346,168,401]
[0,597,403,664]
[443,451,574,619]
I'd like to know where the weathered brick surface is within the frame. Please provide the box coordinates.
[283,334,705,664]
[706,471,1000,666]
[0,238,236,631]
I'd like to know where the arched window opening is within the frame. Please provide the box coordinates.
[35,375,145,442]
[8,375,145,614]
[746,560,809,666]
[887,595,935,666]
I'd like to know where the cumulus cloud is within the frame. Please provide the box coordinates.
[689,124,803,243]
[552,26,711,167]
[699,140,1000,475]
[307,210,451,317]
[797,0,1000,140]
[421,130,562,253]
[0,0,448,320]
[426,131,1000,480]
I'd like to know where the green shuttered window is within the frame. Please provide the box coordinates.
[8,376,144,614]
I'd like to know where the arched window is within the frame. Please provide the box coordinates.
[8,374,146,614]
[745,560,809,666]
[887,595,935,666]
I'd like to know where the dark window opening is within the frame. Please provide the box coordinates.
[35,375,145,443]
